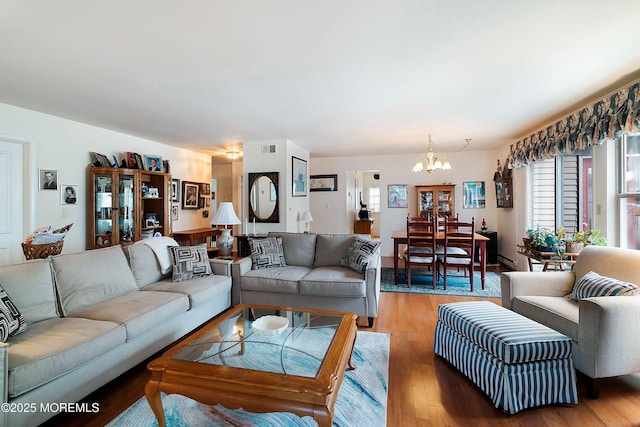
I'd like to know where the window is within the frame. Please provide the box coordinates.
[368,186,380,213]
[530,147,593,235]
[618,134,640,249]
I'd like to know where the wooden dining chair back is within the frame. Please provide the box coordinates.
[405,216,437,288]
[437,217,476,290]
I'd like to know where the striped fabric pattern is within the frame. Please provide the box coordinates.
[567,270,640,302]
[434,321,578,414]
[437,301,572,364]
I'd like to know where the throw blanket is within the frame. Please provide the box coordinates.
[138,236,178,274]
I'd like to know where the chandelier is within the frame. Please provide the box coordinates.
[412,135,452,174]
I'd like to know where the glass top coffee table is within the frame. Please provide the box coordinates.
[145,304,358,427]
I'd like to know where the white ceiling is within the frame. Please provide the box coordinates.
[2,1,640,158]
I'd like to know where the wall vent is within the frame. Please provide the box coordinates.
[261,144,277,154]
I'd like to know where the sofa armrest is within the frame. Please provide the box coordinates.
[210,258,232,276]
[577,296,640,379]
[500,271,575,310]
[363,251,381,318]
[231,257,253,306]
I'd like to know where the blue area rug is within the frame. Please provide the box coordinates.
[107,331,389,427]
[380,267,502,298]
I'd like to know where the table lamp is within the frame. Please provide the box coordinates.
[210,202,241,258]
[301,211,313,233]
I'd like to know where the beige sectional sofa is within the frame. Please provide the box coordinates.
[501,245,640,397]
[231,232,381,327]
[0,242,232,427]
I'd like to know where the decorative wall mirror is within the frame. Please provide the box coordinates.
[248,172,279,223]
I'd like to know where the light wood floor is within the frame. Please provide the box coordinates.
[44,259,640,427]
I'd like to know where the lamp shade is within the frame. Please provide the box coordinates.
[301,211,313,222]
[210,202,241,227]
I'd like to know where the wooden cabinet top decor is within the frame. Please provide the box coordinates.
[87,167,171,249]
[415,184,456,219]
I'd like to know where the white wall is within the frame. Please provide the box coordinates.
[242,139,310,234]
[310,149,502,257]
[0,103,212,261]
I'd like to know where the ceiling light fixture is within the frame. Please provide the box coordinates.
[226,151,241,160]
[412,135,452,174]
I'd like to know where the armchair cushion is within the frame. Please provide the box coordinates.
[567,271,640,302]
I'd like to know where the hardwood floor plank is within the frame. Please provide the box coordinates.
[44,260,640,427]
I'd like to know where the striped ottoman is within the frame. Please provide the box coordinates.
[434,301,578,414]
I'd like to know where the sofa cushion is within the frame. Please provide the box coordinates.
[69,290,189,342]
[512,296,579,340]
[0,259,59,323]
[299,267,367,297]
[127,242,170,288]
[314,234,359,267]
[52,246,139,316]
[0,285,26,341]
[341,238,381,273]
[567,270,640,302]
[268,232,317,267]
[142,274,232,308]
[169,244,212,282]
[6,317,125,397]
[241,266,311,294]
[250,237,286,269]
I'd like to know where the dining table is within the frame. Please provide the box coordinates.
[390,229,489,288]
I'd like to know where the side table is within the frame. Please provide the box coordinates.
[477,231,498,264]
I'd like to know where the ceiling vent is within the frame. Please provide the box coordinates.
[261,144,277,155]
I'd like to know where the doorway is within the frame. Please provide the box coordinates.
[0,135,32,265]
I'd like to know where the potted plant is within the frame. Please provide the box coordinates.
[525,227,560,253]
[563,228,607,253]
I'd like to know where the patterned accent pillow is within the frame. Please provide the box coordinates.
[341,238,381,273]
[169,244,212,282]
[567,271,640,302]
[250,237,286,269]
[0,285,26,342]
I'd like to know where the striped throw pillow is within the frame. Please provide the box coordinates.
[341,238,381,273]
[567,271,640,302]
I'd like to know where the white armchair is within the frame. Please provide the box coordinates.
[501,245,640,398]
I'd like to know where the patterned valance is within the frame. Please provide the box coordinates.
[507,81,640,168]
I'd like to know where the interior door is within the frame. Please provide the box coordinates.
[0,137,25,265]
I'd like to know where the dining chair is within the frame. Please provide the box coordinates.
[405,215,437,288]
[437,217,476,290]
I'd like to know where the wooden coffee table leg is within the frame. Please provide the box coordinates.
[347,332,357,370]
[144,379,166,427]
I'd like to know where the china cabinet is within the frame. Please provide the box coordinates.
[87,168,171,249]
[416,184,456,218]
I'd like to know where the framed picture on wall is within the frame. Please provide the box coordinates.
[182,181,199,209]
[388,184,408,208]
[463,181,486,209]
[292,156,307,197]
[310,174,338,191]
[171,179,180,202]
